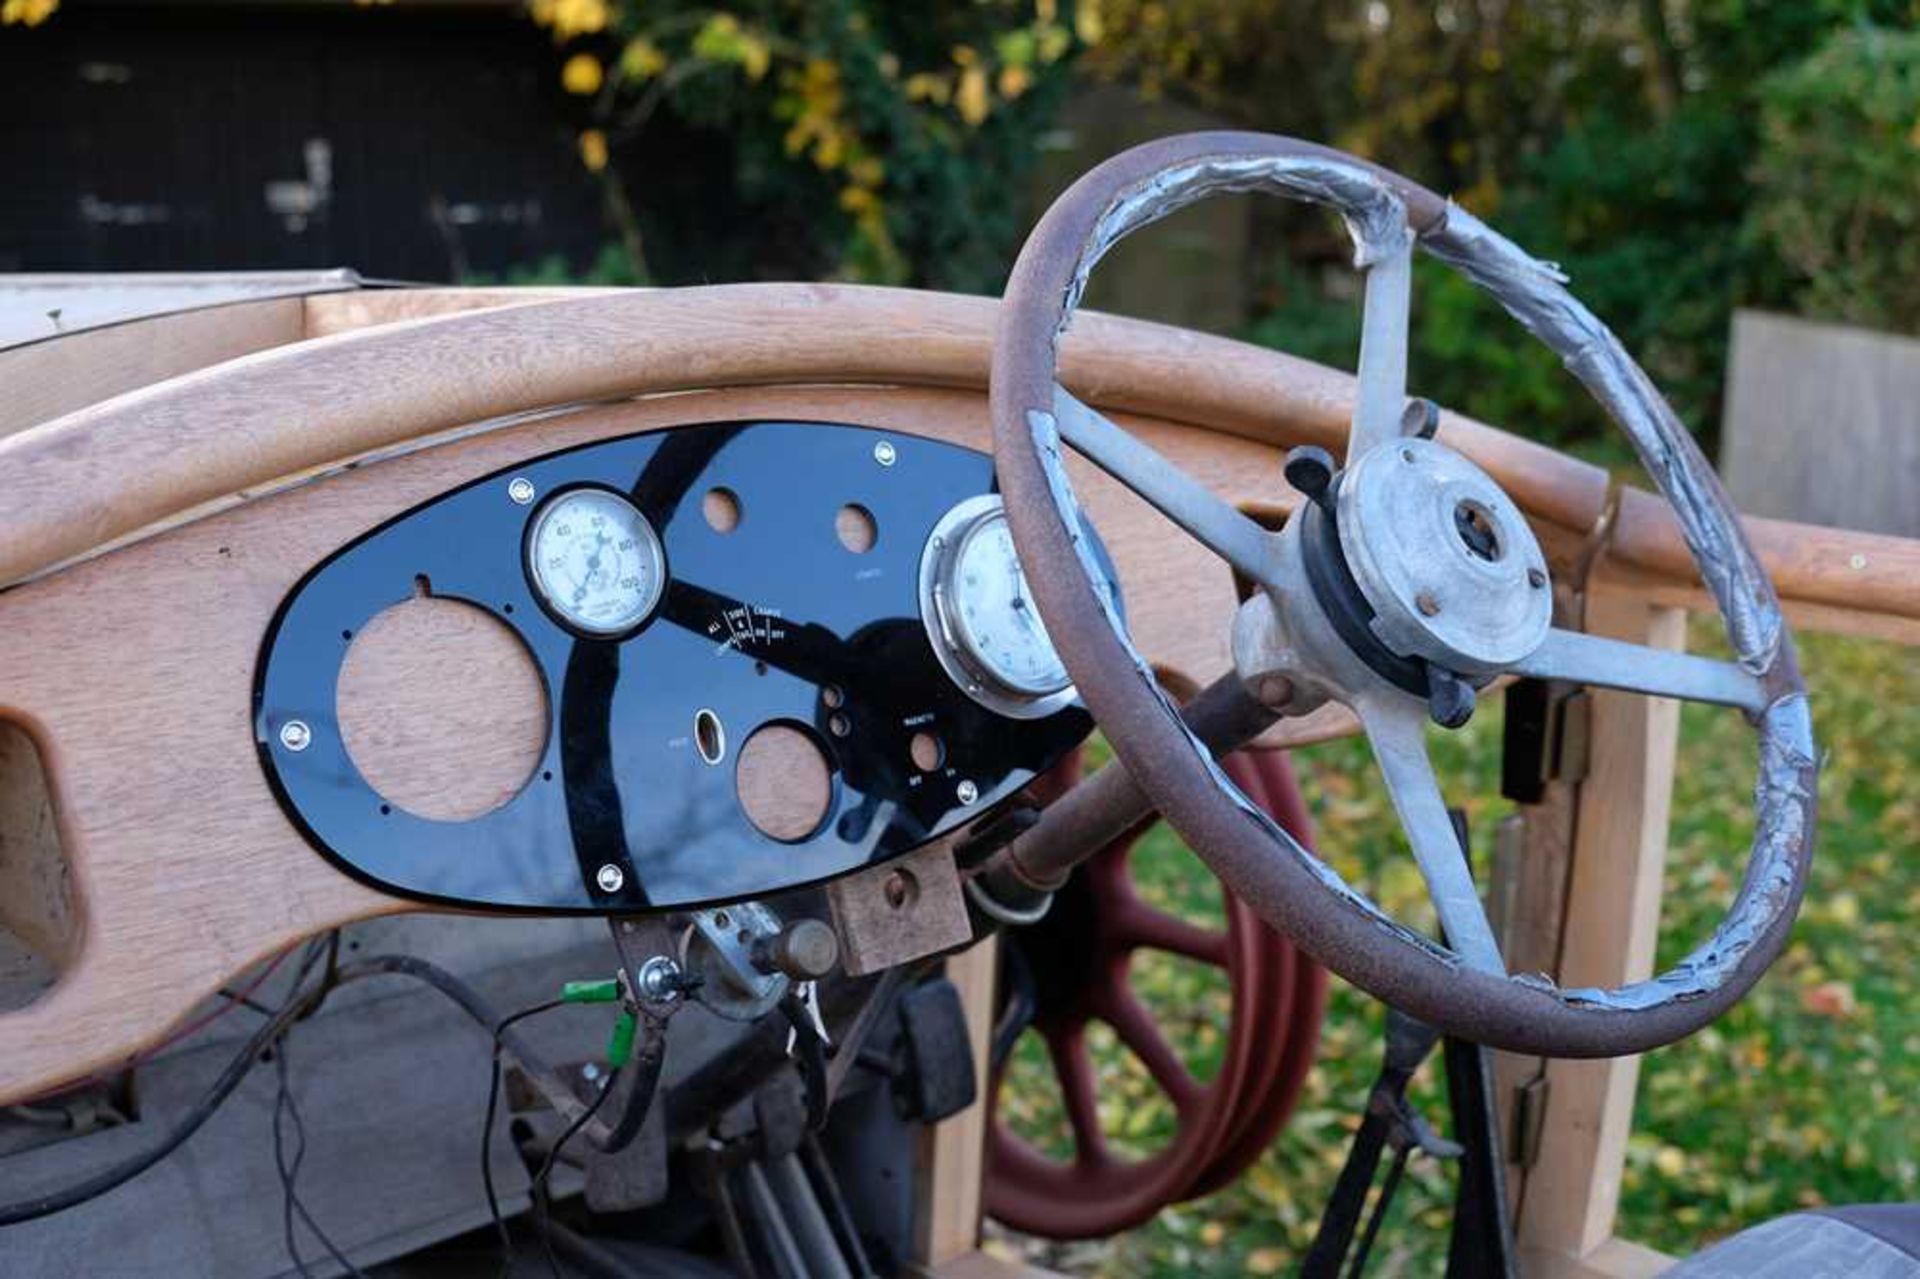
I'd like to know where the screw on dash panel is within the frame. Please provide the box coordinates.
[507,476,536,505]
[872,440,897,467]
[956,779,979,805]
[596,863,626,893]
[279,720,312,752]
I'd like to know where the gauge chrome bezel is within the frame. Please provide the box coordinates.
[919,493,1079,720]
[522,484,668,639]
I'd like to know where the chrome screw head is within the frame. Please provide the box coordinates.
[637,955,683,1002]
[956,779,979,805]
[279,720,312,752]
[595,863,626,893]
[872,440,897,467]
[507,477,536,505]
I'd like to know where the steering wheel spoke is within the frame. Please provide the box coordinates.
[1512,627,1766,712]
[1348,238,1415,462]
[1357,698,1506,976]
[1051,387,1281,588]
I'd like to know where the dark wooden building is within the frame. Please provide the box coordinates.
[1,1,609,281]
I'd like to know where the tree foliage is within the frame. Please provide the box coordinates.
[1749,26,1920,332]
[526,0,1090,292]
[1090,1,1917,448]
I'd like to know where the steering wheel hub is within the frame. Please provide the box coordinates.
[1336,438,1551,675]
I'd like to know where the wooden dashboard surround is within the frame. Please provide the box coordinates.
[0,283,1914,1109]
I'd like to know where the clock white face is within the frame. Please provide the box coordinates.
[524,488,666,636]
[942,508,1071,699]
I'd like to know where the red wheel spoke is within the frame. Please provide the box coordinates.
[1045,1025,1110,1168]
[1102,987,1203,1112]
[1113,901,1230,967]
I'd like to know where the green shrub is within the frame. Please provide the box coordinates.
[1748,26,1920,332]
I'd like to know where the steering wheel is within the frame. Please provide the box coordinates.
[990,133,1817,1059]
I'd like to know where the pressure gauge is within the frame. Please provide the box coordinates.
[921,494,1077,720]
[524,487,666,637]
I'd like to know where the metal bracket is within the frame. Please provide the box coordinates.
[1509,1074,1551,1170]
[825,841,971,977]
[609,915,691,1023]
[1500,680,1591,804]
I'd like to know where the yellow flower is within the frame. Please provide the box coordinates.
[531,0,608,41]
[904,72,950,105]
[956,65,990,125]
[1075,0,1104,46]
[578,129,609,173]
[997,64,1033,100]
[621,39,668,80]
[2,0,59,25]
[562,53,604,96]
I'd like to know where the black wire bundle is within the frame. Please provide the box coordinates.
[0,951,563,1234]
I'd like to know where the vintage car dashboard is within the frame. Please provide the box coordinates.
[1,282,1909,1111]
[255,419,1111,911]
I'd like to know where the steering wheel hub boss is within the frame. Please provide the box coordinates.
[1335,437,1552,675]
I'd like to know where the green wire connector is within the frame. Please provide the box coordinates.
[561,978,621,1004]
[559,978,639,1067]
[606,1010,638,1068]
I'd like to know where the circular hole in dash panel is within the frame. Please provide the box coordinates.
[835,503,877,554]
[336,595,549,822]
[736,723,834,843]
[703,487,742,534]
[694,709,726,765]
[908,731,945,773]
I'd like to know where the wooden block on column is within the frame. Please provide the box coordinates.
[1515,573,1686,1262]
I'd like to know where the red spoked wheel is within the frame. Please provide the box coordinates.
[985,748,1328,1239]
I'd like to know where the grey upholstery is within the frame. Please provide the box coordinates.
[1670,1204,1920,1278]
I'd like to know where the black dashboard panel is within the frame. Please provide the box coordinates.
[254,421,1108,911]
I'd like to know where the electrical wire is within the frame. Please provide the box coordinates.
[144,943,298,1064]
[595,1022,666,1157]
[479,997,567,1277]
[0,951,540,1228]
[533,1076,616,1279]
[272,1039,366,1279]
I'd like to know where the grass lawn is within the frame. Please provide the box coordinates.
[994,624,1917,1275]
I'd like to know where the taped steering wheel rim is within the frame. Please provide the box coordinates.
[990,131,1817,1059]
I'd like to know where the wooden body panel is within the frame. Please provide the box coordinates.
[0,296,306,444]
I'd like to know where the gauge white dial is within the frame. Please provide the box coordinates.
[921,496,1076,719]
[525,488,666,636]
[950,512,1070,695]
